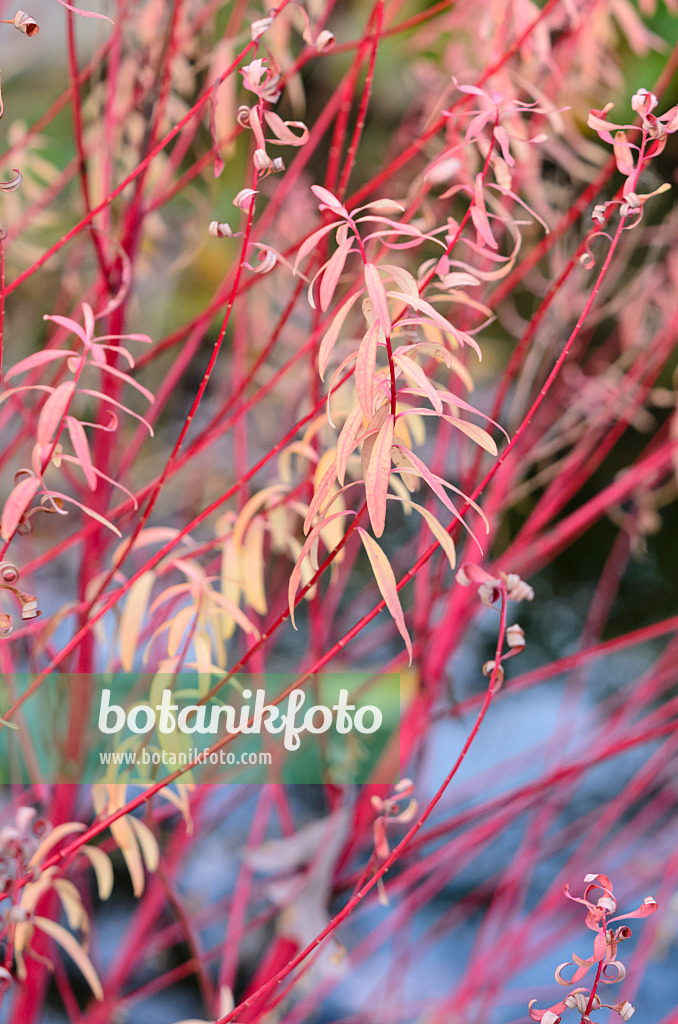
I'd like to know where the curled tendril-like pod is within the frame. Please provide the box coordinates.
[315,29,335,52]
[0,169,22,192]
[579,230,613,269]
[253,151,285,179]
[250,15,273,40]
[245,246,277,275]
[601,960,626,984]
[209,221,235,238]
[565,992,600,1014]
[12,10,39,35]
[0,562,19,585]
[233,188,258,211]
[237,105,252,129]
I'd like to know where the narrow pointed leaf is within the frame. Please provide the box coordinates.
[355,322,380,420]
[33,916,104,1000]
[365,415,393,537]
[6,350,73,378]
[1,476,40,540]
[65,416,96,489]
[320,237,354,311]
[37,382,76,445]
[318,291,361,380]
[364,263,391,336]
[336,404,364,485]
[357,527,412,663]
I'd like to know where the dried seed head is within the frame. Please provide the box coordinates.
[0,613,11,638]
[13,10,39,35]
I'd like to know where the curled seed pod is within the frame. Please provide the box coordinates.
[233,188,257,211]
[506,623,525,649]
[0,169,22,192]
[250,15,273,40]
[236,105,251,128]
[19,592,39,620]
[0,562,20,584]
[316,29,335,52]
[482,660,505,688]
[613,1001,635,1021]
[504,573,534,602]
[209,221,234,238]
[253,148,273,172]
[13,10,38,35]
[249,247,277,275]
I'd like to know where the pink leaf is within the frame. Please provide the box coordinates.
[444,416,498,454]
[336,404,364,486]
[1,476,40,540]
[43,313,90,346]
[46,491,122,536]
[613,131,635,176]
[609,897,658,923]
[357,527,412,663]
[37,382,76,445]
[391,442,465,526]
[264,111,309,147]
[65,416,96,490]
[391,497,456,570]
[364,263,391,336]
[78,389,154,434]
[288,509,355,626]
[365,415,394,537]
[355,323,380,420]
[54,0,113,22]
[294,222,338,274]
[5,350,73,378]
[310,184,349,217]
[392,354,443,414]
[318,291,361,380]
[94,363,155,403]
[493,125,515,165]
[320,237,354,312]
[593,928,608,962]
[303,460,338,534]
[471,174,498,249]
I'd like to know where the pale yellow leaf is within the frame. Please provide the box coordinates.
[33,916,104,1000]
[80,845,114,901]
[128,816,160,873]
[119,571,155,672]
[28,823,86,868]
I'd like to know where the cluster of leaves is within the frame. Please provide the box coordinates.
[0,0,675,1021]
